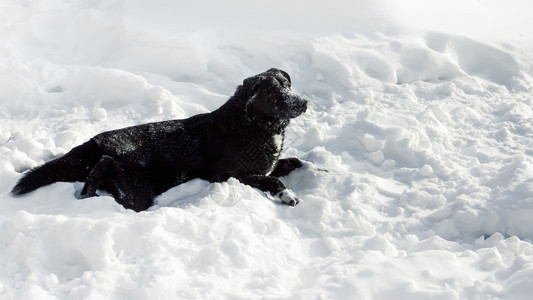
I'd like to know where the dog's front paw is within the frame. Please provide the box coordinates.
[276,189,300,206]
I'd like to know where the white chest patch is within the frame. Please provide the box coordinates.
[273,134,283,152]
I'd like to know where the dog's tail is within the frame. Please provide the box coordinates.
[11,140,102,196]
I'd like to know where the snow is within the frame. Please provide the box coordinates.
[1,0,533,298]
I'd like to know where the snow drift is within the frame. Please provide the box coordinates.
[1,0,533,299]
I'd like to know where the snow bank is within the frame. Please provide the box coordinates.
[1,0,533,298]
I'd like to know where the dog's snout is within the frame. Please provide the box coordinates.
[282,93,308,118]
[299,98,308,114]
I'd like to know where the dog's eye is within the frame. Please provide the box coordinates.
[279,70,291,85]
[273,76,290,89]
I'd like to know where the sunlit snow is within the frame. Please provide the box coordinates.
[1,0,533,298]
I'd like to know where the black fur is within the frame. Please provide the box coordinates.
[11,68,308,211]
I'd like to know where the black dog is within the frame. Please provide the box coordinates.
[11,68,308,211]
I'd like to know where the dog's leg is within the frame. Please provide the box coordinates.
[270,157,303,178]
[81,155,112,198]
[238,175,300,206]
[81,155,153,212]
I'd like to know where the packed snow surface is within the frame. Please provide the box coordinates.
[1,0,533,299]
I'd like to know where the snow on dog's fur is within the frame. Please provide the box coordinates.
[11,68,308,211]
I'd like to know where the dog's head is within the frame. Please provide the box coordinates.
[240,68,308,122]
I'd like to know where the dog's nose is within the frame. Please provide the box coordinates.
[300,99,308,113]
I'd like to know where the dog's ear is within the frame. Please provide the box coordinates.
[242,77,256,91]
[241,76,261,99]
